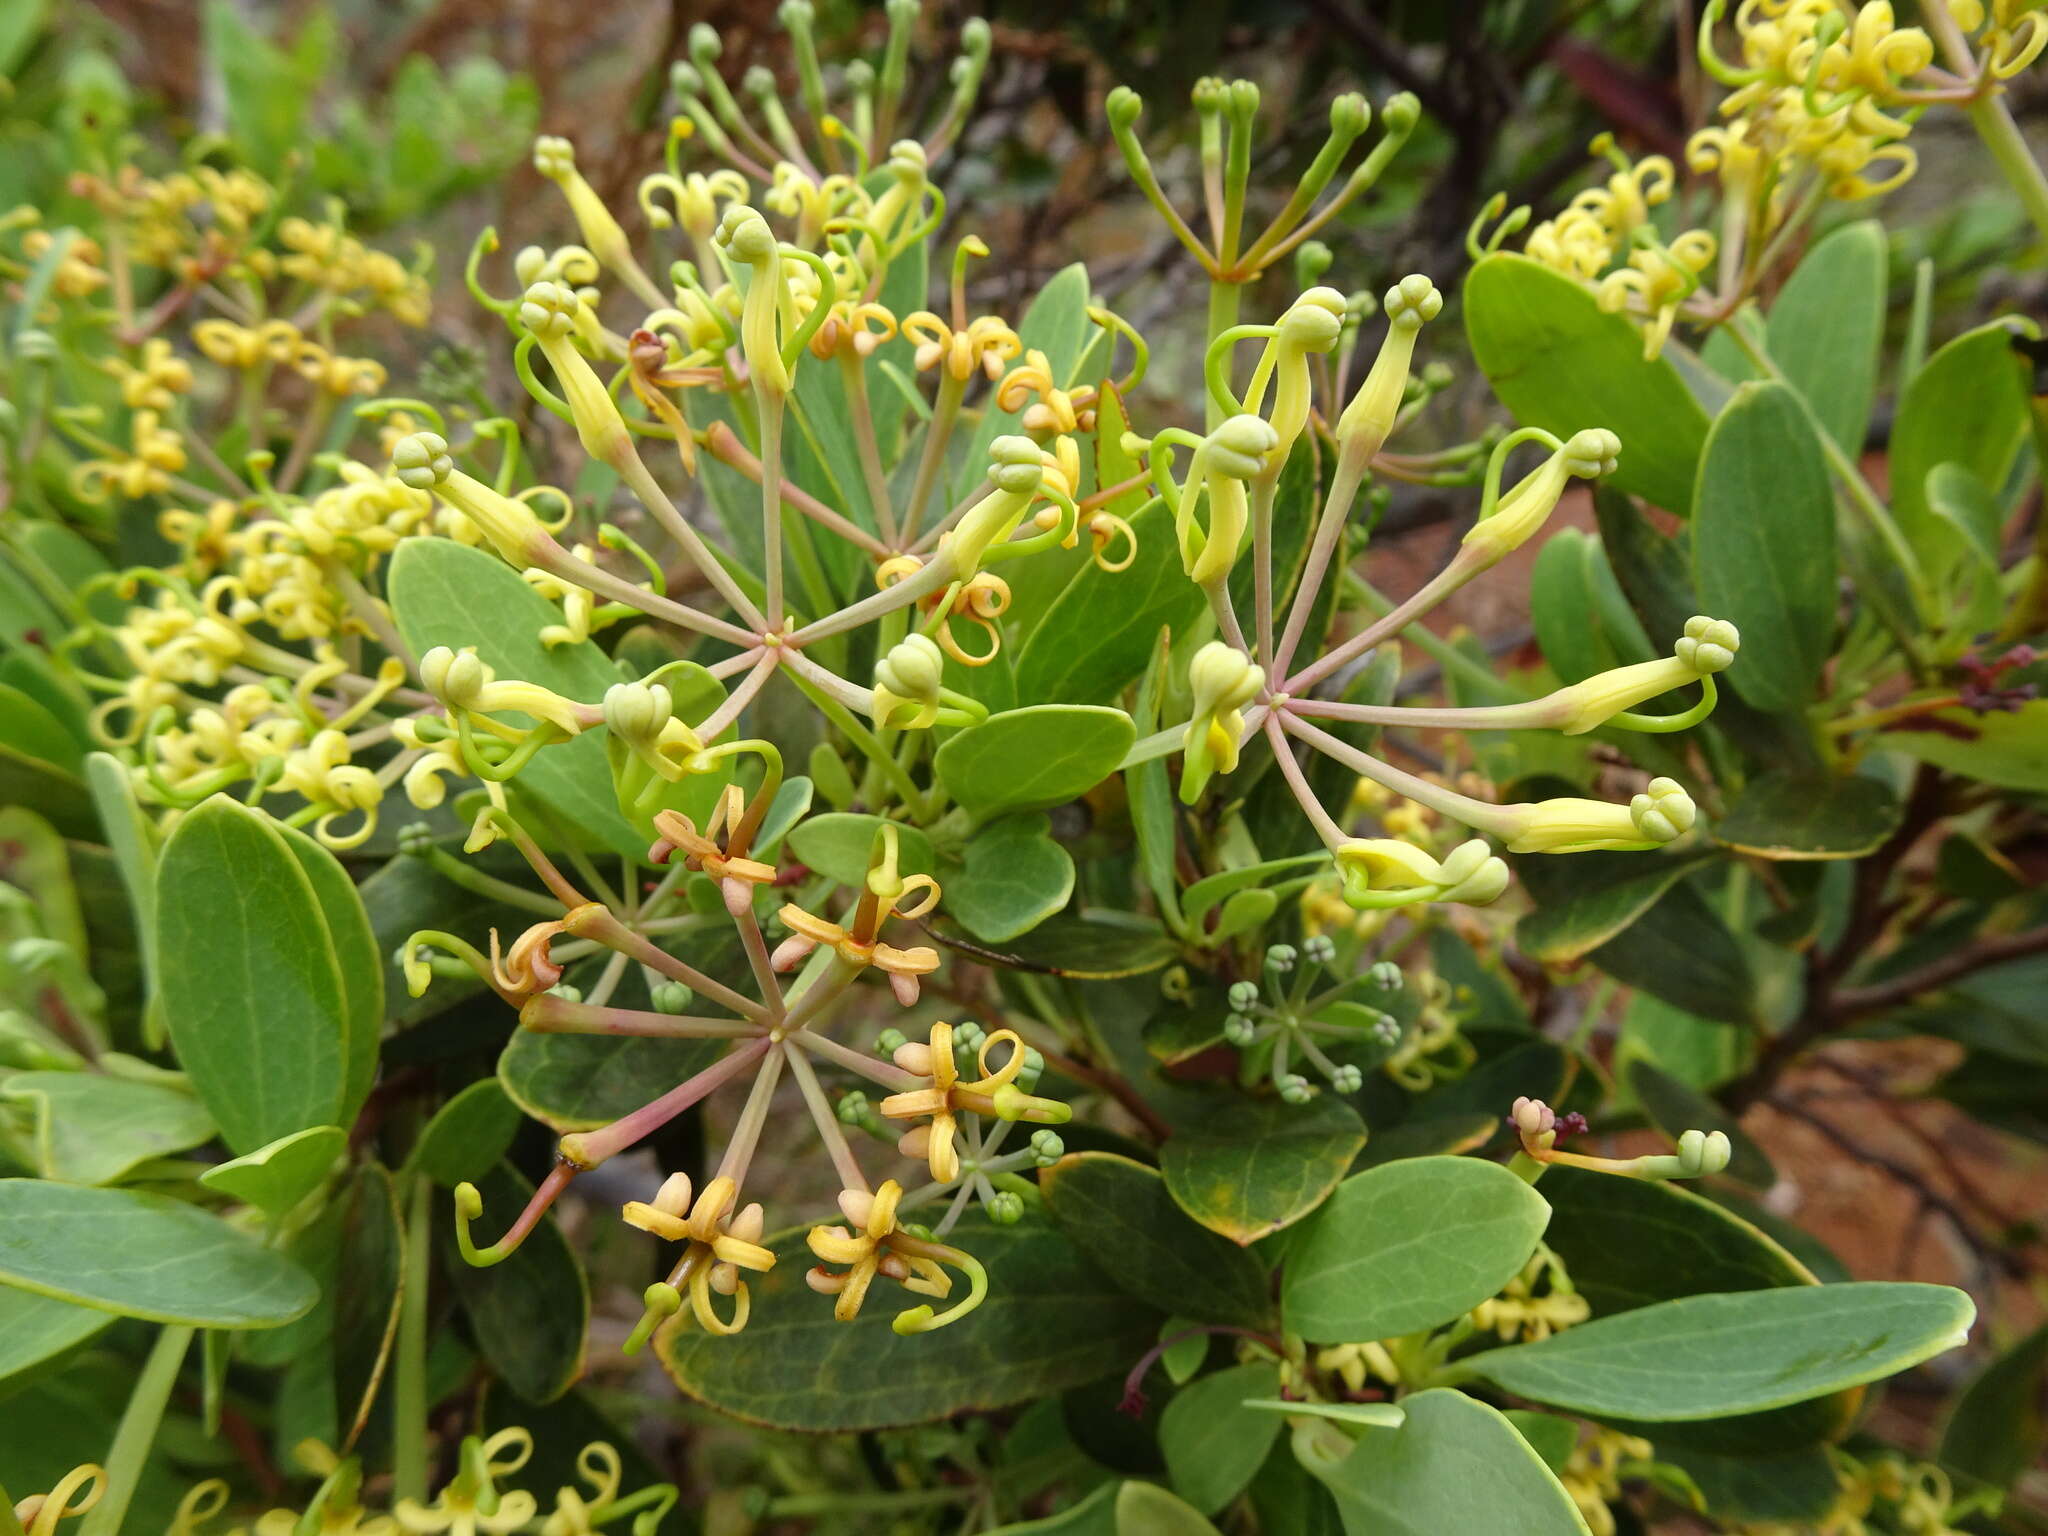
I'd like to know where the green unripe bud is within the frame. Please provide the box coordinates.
[986,1191,1025,1225]
[652,981,693,1014]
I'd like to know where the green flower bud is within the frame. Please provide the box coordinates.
[1328,1063,1364,1094]
[1370,961,1402,991]
[1675,615,1740,673]
[1029,1129,1066,1166]
[1265,943,1297,972]
[397,822,436,857]
[1227,979,1259,1011]
[1303,934,1336,966]
[1278,1073,1312,1105]
[1630,776,1696,844]
[1106,86,1144,133]
[1331,92,1371,138]
[873,632,947,730]
[602,680,674,745]
[876,1027,908,1057]
[837,1089,871,1125]
[518,279,580,341]
[391,431,453,490]
[651,981,693,1014]
[986,1190,1025,1225]
[532,134,576,181]
[1223,1013,1256,1047]
[547,983,583,1004]
[1381,91,1421,135]
[419,645,491,710]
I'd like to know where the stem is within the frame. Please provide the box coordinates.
[1272,441,1369,683]
[566,1038,771,1165]
[783,1040,869,1192]
[78,1325,193,1536]
[793,1028,924,1091]
[759,395,786,629]
[839,351,899,547]
[392,1177,432,1504]
[714,1044,784,1186]
[1205,283,1243,427]
[903,372,965,541]
[1266,713,1346,851]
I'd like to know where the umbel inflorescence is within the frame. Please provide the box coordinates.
[32,0,1762,1346]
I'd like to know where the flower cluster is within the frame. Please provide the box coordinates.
[407,808,1069,1341]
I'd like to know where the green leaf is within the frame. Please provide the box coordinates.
[1760,220,1886,456]
[1713,771,1902,860]
[0,1178,317,1327]
[1883,700,2048,792]
[1626,1061,1774,1190]
[0,1286,113,1392]
[1530,529,1654,686]
[405,1079,520,1186]
[198,1126,346,1218]
[1516,851,1717,964]
[1160,1362,1283,1514]
[1503,1410,1577,1473]
[1537,1165,1815,1318]
[1161,1097,1366,1246]
[446,1163,589,1403]
[1281,1157,1550,1343]
[499,1028,724,1133]
[1042,1153,1274,1327]
[1303,1387,1593,1535]
[1114,1481,1223,1536]
[1692,381,1836,714]
[1889,320,2031,583]
[1246,1399,1405,1429]
[271,820,384,1125]
[0,1072,213,1185]
[1465,252,1710,515]
[934,910,1177,978]
[0,740,94,840]
[0,684,83,777]
[155,797,350,1153]
[1180,854,1329,931]
[1522,862,1755,1025]
[1662,1446,1841,1525]
[1938,1320,2048,1491]
[950,813,1075,942]
[1013,499,1209,707]
[986,1480,1119,1535]
[661,1212,1158,1430]
[935,706,1135,824]
[387,539,642,856]
[1457,1283,1974,1421]
[333,1163,403,1449]
[786,814,937,888]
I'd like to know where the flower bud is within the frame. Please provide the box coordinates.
[1030,1129,1066,1166]
[517,279,579,341]
[1329,1063,1364,1094]
[1223,1013,1256,1047]
[1278,1073,1312,1104]
[1371,961,1402,991]
[391,431,452,489]
[1265,943,1297,972]
[1330,92,1371,138]
[1463,427,1620,566]
[1106,86,1144,133]
[1227,979,1259,1011]
[1630,776,1696,843]
[1499,776,1695,853]
[1180,640,1265,802]
[1675,1128,1733,1177]
[603,680,674,745]
[1674,615,1740,674]
[419,645,491,710]
[651,980,693,1014]
[1334,275,1440,462]
[873,632,946,730]
[986,1191,1025,1225]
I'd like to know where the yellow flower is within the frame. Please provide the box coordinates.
[878,1022,1069,1182]
[72,409,187,501]
[1180,640,1264,803]
[772,824,942,1004]
[192,317,301,369]
[805,1180,989,1333]
[1597,229,1716,358]
[1461,428,1620,566]
[1173,415,1277,585]
[621,1172,773,1339]
[903,308,1022,382]
[1493,776,1696,854]
[1334,837,1508,910]
[11,1464,103,1536]
[394,1428,538,1536]
[108,338,194,410]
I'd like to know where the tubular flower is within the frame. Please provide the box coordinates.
[648,790,779,905]
[878,1021,1070,1183]
[532,134,664,309]
[191,317,301,369]
[1596,230,1717,359]
[902,309,1021,382]
[622,1171,773,1341]
[518,281,633,466]
[1512,1095,1733,1180]
[805,1179,990,1333]
[419,645,591,737]
[714,204,796,396]
[71,410,185,500]
[773,824,941,1004]
[1334,275,1441,461]
[1334,837,1509,910]
[1462,428,1621,567]
[945,436,1066,576]
[393,1428,538,1536]
[107,337,193,410]
[1493,776,1697,854]
[872,631,946,729]
[995,347,1095,433]
[1174,415,1279,584]
[1257,286,1347,464]
[1545,617,1740,734]
[1180,640,1265,803]
[393,433,554,567]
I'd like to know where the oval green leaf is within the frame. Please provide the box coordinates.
[1161,1097,1366,1246]
[0,1072,214,1186]
[950,813,1075,942]
[446,1163,589,1403]
[1713,771,1902,860]
[155,796,350,1154]
[199,1125,347,1218]
[661,1213,1157,1431]
[1458,1282,1974,1421]
[1281,1156,1550,1343]
[1042,1152,1274,1328]
[1304,1387,1593,1535]
[935,706,1135,824]
[0,1178,318,1328]
[1160,1362,1283,1515]
[1692,380,1836,714]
